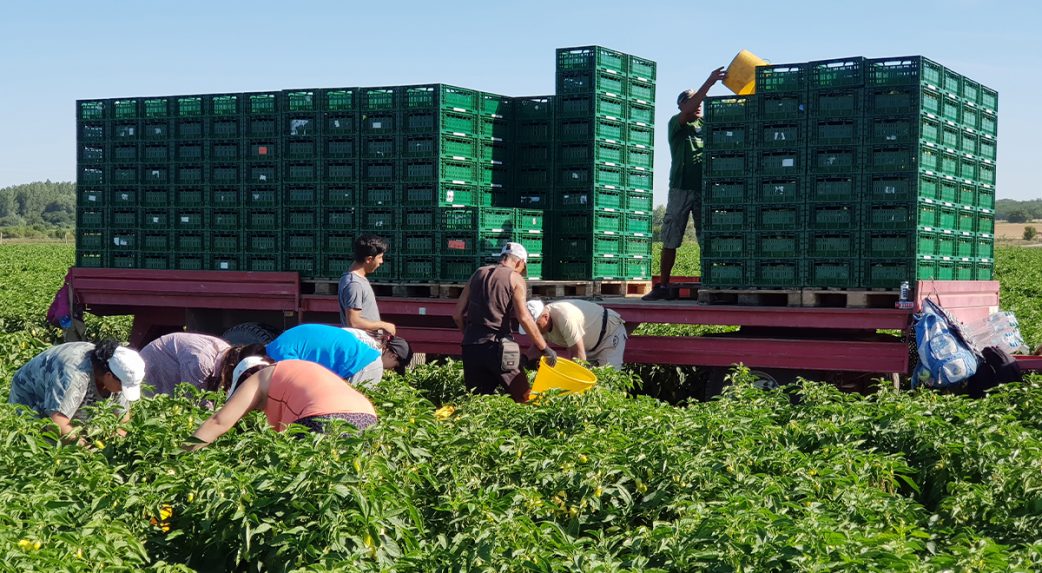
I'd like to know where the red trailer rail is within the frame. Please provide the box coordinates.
[67,268,1010,377]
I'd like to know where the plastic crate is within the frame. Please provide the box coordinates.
[176,232,205,251]
[109,252,139,269]
[211,209,241,230]
[76,230,104,251]
[807,232,857,258]
[112,98,140,119]
[283,231,317,253]
[78,122,106,141]
[243,187,277,208]
[629,79,655,103]
[324,160,356,182]
[322,230,354,254]
[809,146,860,174]
[78,100,107,121]
[756,205,802,230]
[806,259,858,288]
[113,165,141,185]
[627,101,654,125]
[864,145,917,173]
[627,168,652,191]
[140,208,170,229]
[705,96,756,123]
[557,46,627,74]
[701,259,748,288]
[113,121,142,140]
[321,88,355,111]
[976,185,994,209]
[980,86,998,111]
[140,253,171,270]
[749,260,802,288]
[864,230,932,258]
[705,151,752,178]
[864,85,937,116]
[627,123,654,147]
[976,234,994,259]
[557,234,621,258]
[324,112,356,135]
[808,176,857,202]
[865,56,943,87]
[479,116,511,140]
[754,178,798,203]
[110,208,138,228]
[979,111,997,137]
[755,232,801,258]
[808,89,862,119]
[284,254,319,277]
[439,256,482,282]
[624,234,651,257]
[935,231,957,257]
[480,93,512,118]
[809,57,865,89]
[109,188,138,208]
[756,63,807,93]
[758,149,802,177]
[955,233,975,258]
[807,203,857,231]
[626,190,652,212]
[360,87,398,111]
[283,185,317,207]
[517,209,543,233]
[246,115,277,138]
[246,232,278,253]
[708,124,750,149]
[399,257,438,282]
[78,144,106,163]
[246,209,279,230]
[248,256,279,273]
[705,178,752,205]
[811,118,860,146]
[758,122,801,148]
[977,134,996,162]
[209,116,241,139]
[361,112,396,134]
[977,208,995,234]
[703,206,746,231]
[401,207,435,230]
[702,233,746,257]
[557,140,625,164]
[760,93,806,121]
[625,211,651,235]
[211,231,242,253]
[76,250,104,268]
[359,183,397,207]
[78,188,104,208]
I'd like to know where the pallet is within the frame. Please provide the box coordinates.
[310,279,653,300]
[697,287,900,308]
[528,281,595,298]
[596,280,653,297]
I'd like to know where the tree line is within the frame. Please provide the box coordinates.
[996,199,1042,223]
[0,181,75,239]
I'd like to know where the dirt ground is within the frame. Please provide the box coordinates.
[994,221,1042,245]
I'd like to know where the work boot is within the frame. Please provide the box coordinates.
[642,283,676,301]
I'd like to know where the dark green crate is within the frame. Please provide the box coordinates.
[479,207,516,231]
[517,96,555,120]
[437,232,481,256]
[864,145,918,173]
[141,253,171,270]
[961,129,980,156]
[360,87,398,111]
[708,124,750,149]
[171,142,201,162]
[865,56,943,88]
[249,255,280,273]
[554,210,622,234]
[980,162,996,185]
[756,63,807,93]
[174,254,206,271]
[751,259,802,288]
[323,137,357,158]
[76,230,104,250]
[440,256,482,282]
[479,163,510,187]
[558,164,623,187]
[284,254,319,277]
[317,183,353,206]
[109,251,138,269]
[756,232,801,258]
[403,158,436,182]
[210,141,240,161]
[978,208,995,234]
[980,87,998,111]
[755,205,802,230]
[806,232,857,258]
[760,93,806,122]
[362,111,396,134]
[705,151,751,178]
[758,149,802,177]
[211,231,242,252]
[702,233,747,257]
[361,183,398,206]
[515,166,553,187]
[556,46,627,75]
[865,85,942,116]
[400,257,438,282]
[704,96,755,122]
[246,209,279,230]
[245,115,277,137]
[209,116,241,138]
[175,164,205,185]
[517,189,548,209]
[321,88,356,111]
[811,118,860,145]
[558,233,621,258]
[480,93,512,118]
[701,259,748,288]
[108,229,137,251]
[114,121,143,140]
[808,89,863,118]
[111,208,137,227]
[324,160,356,182]
[807,203,858,231]
[283,184,317,206]
[140,208,170,229]
[79,188,104,207]
[556,93,626,118]
[809,57,865,89]
[865,201,938,230]
[284,208,317,230]
[79,166,105,185]
[479,116,511,139]
[110,188,138,207]
[211,255,241,272]
[78,100,106,121]
[78,122,106,141]
[555,187,623,210]
[806,259,858,288]
[479,138,508,163]
[402,208,436,230]
[113,98,140,119]
[244,187,277,207]
[208,207,240,229]
[809,176,858,202]
[517,209,543,232]
[322,231,354,254]
[866,115,940,145]
[176,232,205,251]
[76,250,104,268]
[360,207,396,232]
[246,163,277,185]
[556,140,625,164]
[626,190,652,211]
[758,122,801,148]
[703,206,747,231]
[284,231,317,253]
[808,146,860,174]
[114,165,142,184]
[864,230,932,258]
[323,112,356,135]
[246,232,278,252]
[440,207,478,230]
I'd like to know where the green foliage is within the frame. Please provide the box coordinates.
[1024,226,1038,241]
[0,181,75,233]
[996,198,1042,222]
[1007,210,1029,224]
[2,246,1042,570]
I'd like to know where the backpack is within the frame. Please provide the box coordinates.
[912,298,980,389]
[46,282,73,328]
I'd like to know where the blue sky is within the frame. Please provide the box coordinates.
[0,0,1038,205]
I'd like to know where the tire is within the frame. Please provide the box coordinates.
[703,367,800,401]
[221,322,280,345]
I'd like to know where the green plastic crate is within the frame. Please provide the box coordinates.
[708,124,750,149]
[808,176,857,202]
[759,93,806,121]
[702,233,746,257]
[806,232,856,258]
[752,260,802,288]
[757,232,802,258]
[756,205,802,230]
[812,118,860,146]
[808,57,865,89]
[807,203,857,231]
[701,259,748,288]
[809,89,862,118]
[806,259,858,288]
[556,46,627,75]
[703,207,746,231]
[865,56,943,88]
[322,88,356,111]
[756,63,807,93]
[704,96,756,123]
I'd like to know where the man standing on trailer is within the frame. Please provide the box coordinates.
[522,299,627,369]
[453,243,556,403]
[339,234,397,336]
[643,67,727,301]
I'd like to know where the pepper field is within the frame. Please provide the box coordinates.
[4,244,1042,572]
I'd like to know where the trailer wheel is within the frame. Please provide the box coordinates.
[221,322,281,345]
[703,367,799,400]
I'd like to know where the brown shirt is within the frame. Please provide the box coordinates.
[462,265,516,345]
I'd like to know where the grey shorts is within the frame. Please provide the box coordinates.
[660,187,701,250]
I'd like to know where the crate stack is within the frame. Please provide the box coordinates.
[700,55,997,289]
[547,46,656,280]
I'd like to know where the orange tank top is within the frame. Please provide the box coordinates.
[263,360,376,431]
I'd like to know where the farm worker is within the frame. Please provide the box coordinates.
[8,340,145,440]
[453,242,556,403]
[339,234,398,336]
[185,357,378,449]
[644,67,728,301]
[138,332,232,395]
[521,299,628,369]
[263,323,412,386]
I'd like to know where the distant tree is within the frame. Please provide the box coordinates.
[1025,226,1038,241]
[652,205,665,241]
[1008,210,1029,223]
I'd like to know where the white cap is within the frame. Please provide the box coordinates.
[108,347,145,402]
[519,299,545,335]
[230,356,271,395]
[501,242,528,264]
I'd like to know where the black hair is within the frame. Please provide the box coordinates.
[212,343,269,392]
[353,234,389,263]
[89,339,121,373]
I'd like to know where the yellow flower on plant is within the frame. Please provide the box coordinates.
[93,439,105,450]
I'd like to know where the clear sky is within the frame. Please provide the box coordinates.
[1,0,1038,206]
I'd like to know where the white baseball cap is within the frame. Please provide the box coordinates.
[229,356,271,395]
[108,346,145,402]
[518,299,545,335]
[501,242,528,264]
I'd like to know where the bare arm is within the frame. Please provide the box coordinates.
[49,412,83,444]
[569,338,587,362]
[186,371,265,451]
[678,67,727,123]
[452,283,471,331]
[512,275,549,351]
[346,308,396,336]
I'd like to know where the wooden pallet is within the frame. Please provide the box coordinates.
[528,281,595,298]
[311,280,653,300]
[596,280,653,297]
[697,287,900,308]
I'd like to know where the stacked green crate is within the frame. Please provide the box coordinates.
[701,55,997,289]
[550,46,655,280]
[861,56,997,286]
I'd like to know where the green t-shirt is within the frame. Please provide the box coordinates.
[668,114,704,190]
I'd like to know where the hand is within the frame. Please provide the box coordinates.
[381,322,397,336]
[541,346,558,367]
[704,66,726,87]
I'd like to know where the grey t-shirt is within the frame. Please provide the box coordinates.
[8,342,130,420]
[338,271,380,326]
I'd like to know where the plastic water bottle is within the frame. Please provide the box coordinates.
[897,281,914,309]
[58,315,72,330]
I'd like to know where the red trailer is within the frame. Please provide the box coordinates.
[65,268,1041,384]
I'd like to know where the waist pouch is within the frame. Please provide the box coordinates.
[499,339,521,372]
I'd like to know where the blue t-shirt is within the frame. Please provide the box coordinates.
[265,324,381,379]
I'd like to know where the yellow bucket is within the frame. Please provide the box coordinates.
[531,357,597,395]
[724,49,768,95]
